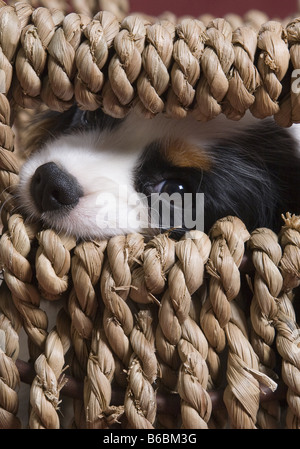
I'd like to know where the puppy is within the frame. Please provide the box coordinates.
[16,106,300,239]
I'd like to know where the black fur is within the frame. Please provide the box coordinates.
[28,105,124,150]
[135,120,300,234]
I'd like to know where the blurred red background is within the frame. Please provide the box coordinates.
[129,0,298,19]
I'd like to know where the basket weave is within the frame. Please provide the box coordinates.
[0,0,299,429]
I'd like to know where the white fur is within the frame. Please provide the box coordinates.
[19,129,144,239]
[290,123,300,153]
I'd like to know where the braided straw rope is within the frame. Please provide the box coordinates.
[125,309,158,429]
[248,228,283,428]
[0,282,22,428]
[69,240,107,427]
[0,0,299,429]
[276,214,300,428]
[29,307,70,428]
[175,231,212,429]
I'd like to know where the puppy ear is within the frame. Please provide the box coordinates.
[15,105,77,156]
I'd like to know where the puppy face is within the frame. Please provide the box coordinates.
[17,106,300,240]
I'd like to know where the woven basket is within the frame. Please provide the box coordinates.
[0,0,299,429]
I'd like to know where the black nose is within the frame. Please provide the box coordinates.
[30,162,83,212]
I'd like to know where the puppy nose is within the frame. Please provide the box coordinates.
[30,162,83,212]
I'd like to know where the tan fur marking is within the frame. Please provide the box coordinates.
[19,109,59,156]
[163,140,213,171]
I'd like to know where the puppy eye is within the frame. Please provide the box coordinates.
[155,180,189,195]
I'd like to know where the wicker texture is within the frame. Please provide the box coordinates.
[0,0,299,429]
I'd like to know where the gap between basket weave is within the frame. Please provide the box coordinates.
[15,359,287,414]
